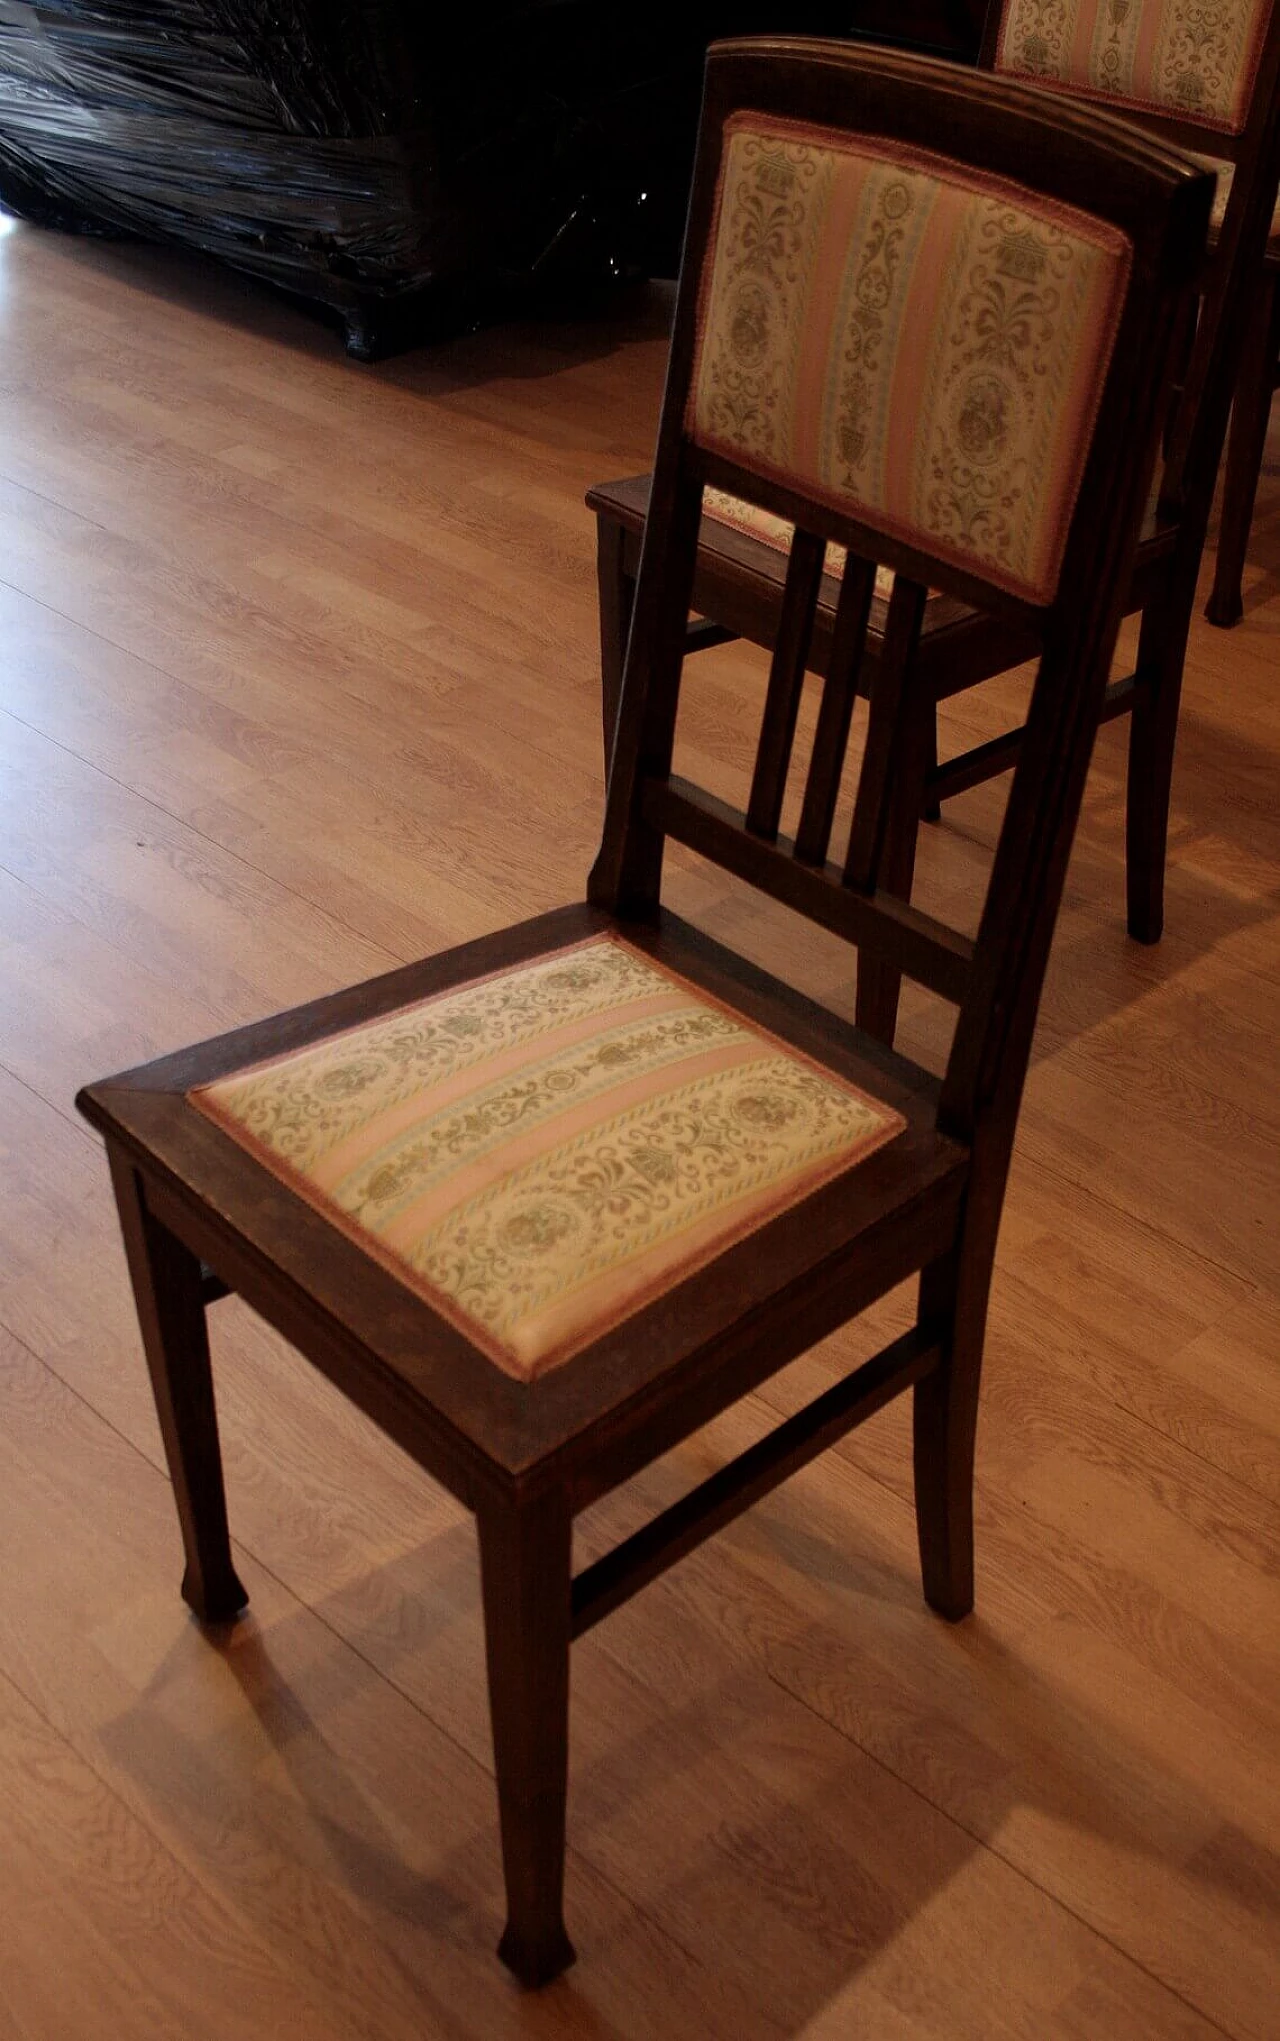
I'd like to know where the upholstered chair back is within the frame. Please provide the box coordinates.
[993,0,1275,141]
[685,115,1133,608]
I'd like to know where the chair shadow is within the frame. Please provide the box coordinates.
[663,607,1279,1081]
[98,1589,985,2037]
[887,690,1280,1069]
[99,1488,1277,2037]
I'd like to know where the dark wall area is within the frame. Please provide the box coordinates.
[0,3,987,353]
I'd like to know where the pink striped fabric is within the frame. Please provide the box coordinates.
[688,119,1132,605]
[996,0,1273,136]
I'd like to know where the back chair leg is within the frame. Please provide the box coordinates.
[1206,270,1280,629]
[107,1151,248,1624]
[596,514,636,774]
[478,1491,576,1987]
[854,696,933,1045]
[912,1249,993,1624]
[1125,563,1198,945]
[922,714,942,824]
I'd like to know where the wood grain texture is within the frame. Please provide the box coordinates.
[0,204,1277,2036]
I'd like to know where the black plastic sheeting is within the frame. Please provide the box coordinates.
[0,3,896,353]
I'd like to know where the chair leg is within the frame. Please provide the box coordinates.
[1125,563,1198,946]
[921,712,942,825]
[107,1151,248,1624]
[596,512,636,775]
[478,1490,576,1988]
[912,1250,991,1623]
[1205,270,1280,630]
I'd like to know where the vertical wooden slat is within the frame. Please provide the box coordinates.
[745,526,827,839]
[794,554,878,865]
[843,575,929,893]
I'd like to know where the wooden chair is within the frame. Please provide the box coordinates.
[999,0,1280,632]
[589,1,1280,974]
[76,39,1209,1987]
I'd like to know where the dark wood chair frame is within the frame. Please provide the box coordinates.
[76,41,1210,1989]
[589,4,1280,977]
[1206,232,1280,626]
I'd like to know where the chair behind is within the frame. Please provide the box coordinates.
[988,0,1280,524]
[591,37,1211,1147]
[587,3,1280,963]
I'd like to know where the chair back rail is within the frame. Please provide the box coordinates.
[590,37,1212,1161]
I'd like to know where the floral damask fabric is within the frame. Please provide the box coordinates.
[688,120,1132,606]
[190,938,904,1379]
[996,0,1272,134]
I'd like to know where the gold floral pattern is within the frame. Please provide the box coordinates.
[337,1007,739,1229]
[694,135,830,465]
[997,0,1272,135]
[689,119,1132,604]
[190,938,904,1379]
[194,942,666,1173]
[919,203,1104,577]
[408,1056,893,1373]
[834,176,921,485]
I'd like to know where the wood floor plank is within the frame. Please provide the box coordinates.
[579,1405,1278,2036]
[0,1319,1232,2041]
[0,1325,765,2041]
[0,1666,373,2041]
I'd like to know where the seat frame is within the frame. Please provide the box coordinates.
[77,40,1210,1988]
[590,1,1280,957]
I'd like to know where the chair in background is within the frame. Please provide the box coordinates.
[589,1,1280,985]
[76,39,1209,1985]
[994,0,1280,634]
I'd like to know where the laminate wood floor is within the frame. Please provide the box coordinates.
[0,216,1276,2041]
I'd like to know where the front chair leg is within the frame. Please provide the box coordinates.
[478,1489,576,1987]
[107,1151,249,1624]
[912,1251,992,1623]
[921,712,942,825]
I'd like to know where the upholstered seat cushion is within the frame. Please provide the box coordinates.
[190,938,904,1380]
[704,487,899,596]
